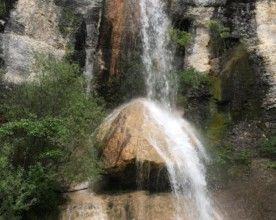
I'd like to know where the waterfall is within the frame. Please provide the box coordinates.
[139,0,176,109]
[139,0,220,219]
[83,1,103,93]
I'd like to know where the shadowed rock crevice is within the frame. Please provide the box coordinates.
[100,160,170,192]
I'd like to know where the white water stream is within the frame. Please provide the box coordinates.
[139,0,176,108]
[139,0,220,219]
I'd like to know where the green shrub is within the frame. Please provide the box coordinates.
[177,68,209,94]
[260,136,276,160]
[0,56,105,217]
[233,150,252,166]
[169,27,191,47]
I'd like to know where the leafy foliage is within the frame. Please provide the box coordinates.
[0,56,105,217]
[169,28,191,47]
[213,145,252,167]
[177,68,209,95]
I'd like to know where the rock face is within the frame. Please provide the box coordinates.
[97,99,169,191]
[0,0,103,84]
[0,0,274,219]
[55,0,103,88]
[255,0,276,111]
[95,0,141,78]
[184,6,214,73]
[171,0,275,121]
[1,0,66,83]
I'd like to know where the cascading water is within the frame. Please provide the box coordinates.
[139,0,176,108]
[143,100,219,220]
[139,0,220,219]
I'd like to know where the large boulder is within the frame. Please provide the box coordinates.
[97,99,169,191]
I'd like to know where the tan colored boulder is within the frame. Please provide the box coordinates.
[97,98,166,173]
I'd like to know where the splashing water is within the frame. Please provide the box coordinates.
[139,0,221,219]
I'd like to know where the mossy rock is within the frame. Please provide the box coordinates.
[206,110,231,145]
[209,76,222,101]
[214,43,263,121]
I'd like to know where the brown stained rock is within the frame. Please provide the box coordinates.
[105,0,125,76]
[96,0,141,78]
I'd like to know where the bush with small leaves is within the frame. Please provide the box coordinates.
[169,27,191,47]
[0,56,105,217]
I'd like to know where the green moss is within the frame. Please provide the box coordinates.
[206,111,231,145]
[209,76,222,101]
[169,27,191,47]
[221,43,262,120]
[176,95,188,109]
[222,44,248,77]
